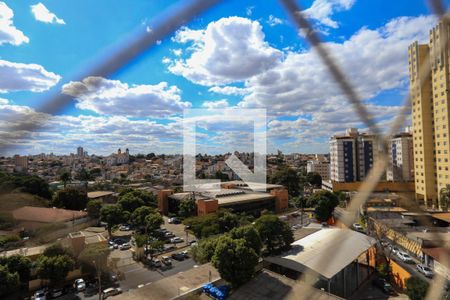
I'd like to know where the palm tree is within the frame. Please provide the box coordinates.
[60,172,72,188]
[440,184,450,212]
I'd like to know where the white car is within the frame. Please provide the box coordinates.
[397,251,414,263]
[119,243,131,250]
[34,289,47,300]
[74,278,86,291]
[119,225,131,231]
[170,237,184,243]
[352,223,364,231]
[417,264,434,277]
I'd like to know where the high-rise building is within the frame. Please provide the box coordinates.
[330,128,371,182]
[387,131,414,182]
[409,21,450,208]
[77,146,84,158]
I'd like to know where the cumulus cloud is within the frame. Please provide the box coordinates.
[167,17,283,86]
[62,76,191,118]
[267,15,284,27]
[239,15,436,117]
[303,0,355,29]
[0,99,183,155]
[31,3,65,25]
[208,86,249,96]
[0,60,61,93]
[201,99,229,109]
[0,2,29,45]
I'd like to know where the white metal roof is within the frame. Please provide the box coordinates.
[265,228,376,279]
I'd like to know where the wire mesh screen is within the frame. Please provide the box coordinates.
[1,0,450,299]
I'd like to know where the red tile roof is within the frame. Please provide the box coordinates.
[12,206,88,223]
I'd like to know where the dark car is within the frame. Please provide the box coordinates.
[171,252,185,261]
[373,278,395,294]
[50,287,64,298]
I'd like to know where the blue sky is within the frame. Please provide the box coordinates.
[0,0,446,156]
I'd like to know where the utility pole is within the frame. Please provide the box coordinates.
[93,260,102,300]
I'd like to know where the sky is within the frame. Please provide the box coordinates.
[0,0,446,156]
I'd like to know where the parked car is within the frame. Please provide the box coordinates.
[34,289,47,300]
[352,223,364,232]
[102,287,122,298]
[417,264,434,277]
[373,278,395,295]
[119,243,131,250]
[189,240,197,245]
[170,237,184,243]
[181,250,189,258]
[168,217,181,224]
[389,245,400,256]
[164,232,175,238]
[162,256,172,265]
[397,251,414,263]
[74,278,86,291]
[171,252,185,261]
[50,287,64,298]
[151,259,162,268]
[119,225,131,231]
[380,240,390,247]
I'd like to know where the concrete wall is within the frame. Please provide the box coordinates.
[197,199,219,216]
[157,189,173,215]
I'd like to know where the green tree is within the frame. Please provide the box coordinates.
[229,225,262,255]
[51,188,88,210]
[78,244,110,278]
[191,237,220,264]
[306,172,322,187]
[60,172,72,188]
[440,184,450,212]
[217,210,240,233]
[405,277,429,300]
[43,243,71,257]
[100,205,129,236]
[212,236,258,287]
[144,212,164,234]
[179,197,197,218]
[0,265,19,296]
[118,194,144,213]
[255,214,294,255]
[86,199,102,219]
[131,206,154,228]
[36,255,75,284]
[270,166,300,197]
[313,191,339,222]
[0,255,31,283]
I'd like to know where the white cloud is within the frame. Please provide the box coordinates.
[62,76,191,118]
[208,86,249,96]
[303,0,355,29]
[267,15,284,27]
[0,60,61,93]
[0,99,184,155]
[239,15,436,118]
[31,3,65,25]
[0,2,29,45]
[167,17,283,86]
[201,99,229,109]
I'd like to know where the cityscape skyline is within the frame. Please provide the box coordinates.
[0,0,437,156]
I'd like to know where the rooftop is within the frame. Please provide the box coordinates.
[230,270,342,300]
[265,228,376,279]
[87,191,115,198]
[12,206,88,223]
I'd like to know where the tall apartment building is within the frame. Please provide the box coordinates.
[409,21,450,208]
[330,128,373,182]
[387,132,414,182]
[77,146,84,158]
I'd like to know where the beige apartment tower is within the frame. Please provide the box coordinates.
[409,21,450,209]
